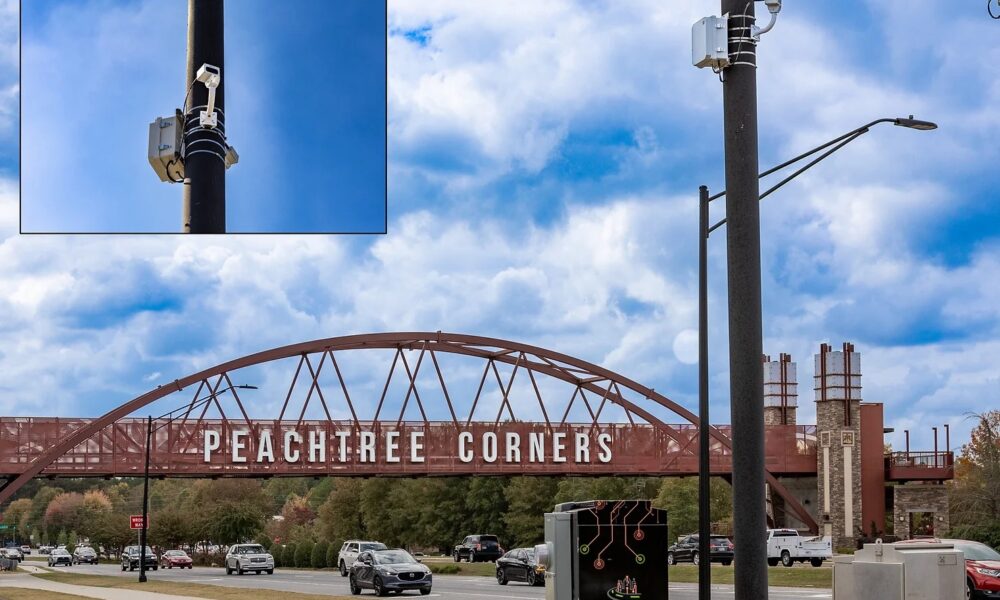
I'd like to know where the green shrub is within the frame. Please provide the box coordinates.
[312,541,329,569]
[326,543,343,568]
[282,543,297,569]
[259,538,272,552]
[295,541,314,568]
[430,564,460,575]
[273,545,284,568]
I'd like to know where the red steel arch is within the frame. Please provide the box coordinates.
[0,332,817,532]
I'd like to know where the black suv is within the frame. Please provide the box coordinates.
[667,534,734,566]
[453,534,503,563]
[120,546,158,572]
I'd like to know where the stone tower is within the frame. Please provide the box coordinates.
[815,342,863,549]
[763,353,797,426]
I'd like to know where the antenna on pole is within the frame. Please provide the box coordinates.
[147,0,237,233]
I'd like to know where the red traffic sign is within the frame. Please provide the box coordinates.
[130,515,147,530]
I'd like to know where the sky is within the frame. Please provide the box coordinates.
[1,0,999,455]
[19,0,386,233]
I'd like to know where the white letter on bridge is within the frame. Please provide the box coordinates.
[257,431,275,463]
[458,432,473,463]
[232,430,248,463]
[284,431,301,463]
[309,430,326,463]
[204,430,220,462]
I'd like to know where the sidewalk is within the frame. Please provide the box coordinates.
[0,565,205,600]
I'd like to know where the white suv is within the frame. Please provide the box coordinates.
[225,543,274,575]
[337,541,387,576]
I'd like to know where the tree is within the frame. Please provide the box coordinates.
[44,492,85,534]
[271,494,316,543]
[67,530,78,554]
[466,477,510,543]
[149,508,193,550]
[325,542,338,571]
[57,529,67,547]
[2,498,33,533]
[950,411,1000,546]
[295,541,313,568]
[29,486,63,540]
[282,543,297,569]
[204,502,266,545]
[312,540,329,569]
[503,477,559,547]
[652,477,732,542]
[317,479,367,543]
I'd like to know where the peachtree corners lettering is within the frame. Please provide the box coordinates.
[203,428,613,466]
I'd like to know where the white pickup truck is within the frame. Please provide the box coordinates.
[765,528,832,567]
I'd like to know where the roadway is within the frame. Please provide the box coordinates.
[49,562,832,599]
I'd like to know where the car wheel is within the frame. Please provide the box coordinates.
[667,552,676,566]
[350,574,362,595]
[121,564,126,571]
[469,550,476,563]
[781,550,793,568]
[722,560,732,566]
[420,589,431,596]
[767,557,779,567]
[237,565,244,575]
[967,578,974,600]
[453,551,460,562]
[497,568,507,585]
[152,565,158,571]
[374,576,388,597]
[810,558,823,568]
[266,568,273,575]
[168,564,172,568]
[226,565,232,575]
[692,552,700,566]
[340,560,348,576]
[526,570,536,586]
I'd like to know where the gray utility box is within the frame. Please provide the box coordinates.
[148,110,185,183]
[833,541,966,600]
[540,500,668,600]
[691,15,729,69]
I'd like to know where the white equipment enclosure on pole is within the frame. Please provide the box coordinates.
[147,111,185,183]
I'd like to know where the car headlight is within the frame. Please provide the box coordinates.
[976,567,1000,578]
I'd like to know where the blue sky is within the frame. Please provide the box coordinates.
[1,0,999,455]
[19,0,386,233]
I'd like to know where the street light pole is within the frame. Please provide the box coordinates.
[698,185,711,600]
[139,415,151,583]
[183,0,226,233]
[698,115,936,600]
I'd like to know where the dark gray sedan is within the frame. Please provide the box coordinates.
[349,549,432,596]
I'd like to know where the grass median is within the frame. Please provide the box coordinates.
[32,571,356,600]
[668,564,832,588]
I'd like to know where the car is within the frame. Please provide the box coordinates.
[668,534,734,566]
[72,546,99,565]
[765,528,831,567]
[349,548,432,596]
[2,548,21,562]
[225,543,274,575]
[38,545,53,555]
[899,538,1000,599]
[338,540,388,576]
[161,549,193,569]
[120,546,158,572]
[453,534,504,563]
[496,547,545,587]
[19,545,30,555]
[48,548,72,567]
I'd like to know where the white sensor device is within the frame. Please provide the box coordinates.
[196,63,221,129]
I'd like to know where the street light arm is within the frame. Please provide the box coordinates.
[151,383,257,432]
[707,117,929,203]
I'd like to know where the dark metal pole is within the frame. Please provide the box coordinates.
[721,1,767,597]
[933,426,938,468]
[183,0,226,233]
[905,430,910,459]
[698,185,711,600]
[139,415,151,583]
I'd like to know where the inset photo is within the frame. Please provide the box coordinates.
[21,0,387,234]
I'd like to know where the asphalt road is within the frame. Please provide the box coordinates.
[51,562,832,599]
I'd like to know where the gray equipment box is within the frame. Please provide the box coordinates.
[833,541,966,600]
[148,110,185,183]
[692,16,730,69]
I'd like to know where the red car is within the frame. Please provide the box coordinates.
[900,538,1000,599]
[160,549,193,569]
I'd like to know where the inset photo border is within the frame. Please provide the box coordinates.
[20,0,387,234]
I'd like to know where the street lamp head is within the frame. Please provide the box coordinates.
[237,385,258,390]
[894,115,937,131]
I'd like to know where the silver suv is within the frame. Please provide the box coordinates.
[337,540,387,576]
[225,543,274,575]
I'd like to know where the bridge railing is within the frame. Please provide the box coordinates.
[884,451,954,481]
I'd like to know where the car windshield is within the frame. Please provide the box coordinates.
[374,550,417,565]
[361,543,387,551]
[53,549,69,556]
[236,545,265,555]
[166,551,188,557]
[78,548,95,555]
[953,541,1000,561]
